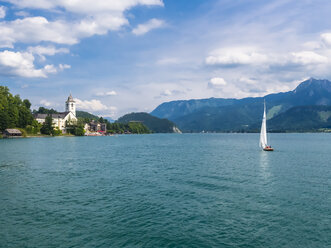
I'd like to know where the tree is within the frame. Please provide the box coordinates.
[0,86,34,131]
[23,99,31,109]
[40,115,54,135]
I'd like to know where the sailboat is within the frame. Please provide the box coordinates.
[259,101,274,151]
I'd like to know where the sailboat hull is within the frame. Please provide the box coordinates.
[263,147,274,151]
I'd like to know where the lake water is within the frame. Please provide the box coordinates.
[0,134,330,247]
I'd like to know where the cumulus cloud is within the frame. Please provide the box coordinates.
[96,90,117,96]
[0,50,47,77]
[0,1,164,78]
[40,99,51,107]
[206,45,329,70]
[75,98,112,111]
[208,77,227,89]
[27,45,69,61]
[5,0,164,13]
[0,6,5,19]
[0,1,164,48]
[75,98,118,117]
[0,50,71,78]
[321,33,331,46]
[289,51,328,65]
[206,47,268,66]
[132,18,165,35]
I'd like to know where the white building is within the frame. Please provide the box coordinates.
[35,94,77,132]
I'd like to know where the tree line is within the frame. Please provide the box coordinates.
[0,86,36,132]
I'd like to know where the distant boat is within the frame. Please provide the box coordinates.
[260,101,274,151]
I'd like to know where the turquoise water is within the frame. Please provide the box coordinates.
[0,134,330,247]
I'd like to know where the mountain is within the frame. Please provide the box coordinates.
[76,110,99,120]
[116,112,181,133]
[151,78,331,132]
[267,105,331,132]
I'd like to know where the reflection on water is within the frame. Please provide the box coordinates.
[259,151,271,180]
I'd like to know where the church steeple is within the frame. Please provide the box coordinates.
[65,93,76,116]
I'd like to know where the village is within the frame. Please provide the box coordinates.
[3,94,108,138]
[1,92,151,138]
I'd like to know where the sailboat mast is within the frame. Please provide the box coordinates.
[265,100,270,146]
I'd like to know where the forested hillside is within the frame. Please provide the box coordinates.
[117,112,181,133]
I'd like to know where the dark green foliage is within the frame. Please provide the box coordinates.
[267,106,331,132]
[33,107,58,114]
[0,86,34,131]
[117,112,178,133]
[76,111,99,121]
[40,115,54,135]
[66,118,85,136]
[106,122,150,134]
[53,128,62,136]
[74,126,85,136]
[23,99,31,109]
[25,120,41,134]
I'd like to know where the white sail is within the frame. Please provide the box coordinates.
[259,101,268,149]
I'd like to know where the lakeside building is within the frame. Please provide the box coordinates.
[3,129,22,138]
[84,121,107,136]
[34,94,77,133]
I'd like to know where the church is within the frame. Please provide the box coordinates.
[35,94,78,133]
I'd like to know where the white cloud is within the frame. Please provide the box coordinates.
[0,6,6,19]
[0,0,164,48]
[75,98,113,111]
[132,18,165,35]
[40,99,51,107]
[59,64,71,70]
[43,64,57,74]
[161,89,172,96]
[321,33,331,46]
[0,50,47,77]
[208,77,227,89]
[28,45,69,61]
[206,46,329,69]
[238,77,258,85]
[206,47,268,66]
[75,98,118,117]
[289,51,328,65]
[0,1,164,48]
[0,50,71,78]
[5,0,164,13]
[96,90,117,96]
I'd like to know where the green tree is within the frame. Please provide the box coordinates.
[23,99,31,109]
[40,115,54,135]
[0,86,34,131]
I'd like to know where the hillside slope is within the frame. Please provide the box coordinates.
[267,106,331,132]
[117,112,181,133]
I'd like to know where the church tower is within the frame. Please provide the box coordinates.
[65,94,76,116]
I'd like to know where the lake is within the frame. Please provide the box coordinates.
[0,134,330,247]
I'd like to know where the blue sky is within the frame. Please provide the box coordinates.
[1,0,331,118]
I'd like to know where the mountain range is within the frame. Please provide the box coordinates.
[150,78,331,132]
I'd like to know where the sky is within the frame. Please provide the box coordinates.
[1,0,331,118]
